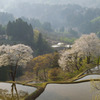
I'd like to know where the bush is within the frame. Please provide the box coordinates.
[48,68,60,81]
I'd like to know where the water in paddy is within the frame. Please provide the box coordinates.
[76,75,100,81]
[36,65,100,100]
[0,82,36,100]
[36,81,100,100]
[84,65,100,74]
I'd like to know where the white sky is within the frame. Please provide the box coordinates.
[0,0,98,12]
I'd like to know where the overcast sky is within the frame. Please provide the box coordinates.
[0,0,85,9]
[0,0,75,12]
[0,0,99,12]
[0,0,34,11]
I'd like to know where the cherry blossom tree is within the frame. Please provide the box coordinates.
[0,44,33,81]
[58,33,100,71]
[72,33,100,64]
[58,50,80,71]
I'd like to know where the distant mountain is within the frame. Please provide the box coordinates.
[0,0,100,13]
[13,0,100,7]
[1,0,100,34]
[29,0,100,7]
[0,0,100,18]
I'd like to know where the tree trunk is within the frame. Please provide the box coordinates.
[10,66,15,81]
[36,70,39,80]
[14,83,19,100]
[79,58,82,66]
[97,56,100,70]
[97,57,100,65]
[11,83,14,99]
[74,53,79,70]
[13,64,18,81]
[66,66,70,72]
[75,63,79,70]
[11,83,19,100]
[10,62,18,81]
[43,69,46,81]
[87,56,91,64]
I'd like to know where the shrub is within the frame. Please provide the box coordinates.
[48,68,60,81]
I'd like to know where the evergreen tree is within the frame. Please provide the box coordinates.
[42,22,53,32]
[37,33,44,55]
[0,24,6,35]
[51,52,60,68]
[0,66,9,81]
[6,18,34,46]
[36,33,53,55]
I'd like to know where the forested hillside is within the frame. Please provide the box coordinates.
[2,4,100,35]
[1,4,100,44]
